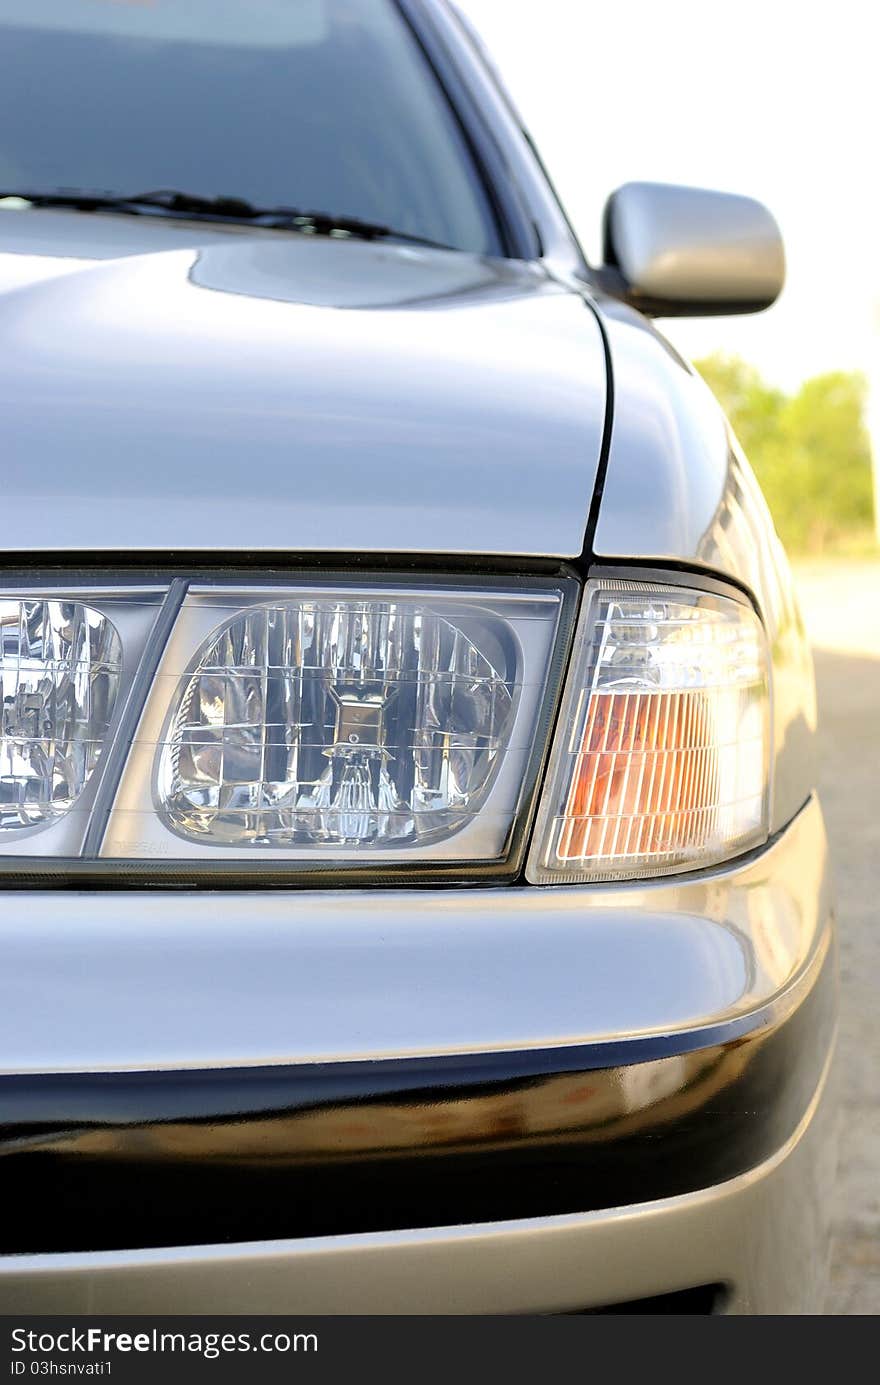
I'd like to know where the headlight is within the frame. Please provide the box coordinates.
[526,579,771,883]
[0,573,770,886]
[0,600,121,832]
[100,579,574,876]
[158,597,518,849]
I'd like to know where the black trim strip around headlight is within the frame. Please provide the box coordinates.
[0,941,834,1255]
[81,578,189,859]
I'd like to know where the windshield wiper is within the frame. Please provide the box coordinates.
[0,188,457,251]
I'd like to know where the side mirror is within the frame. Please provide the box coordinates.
[598,181,785,317]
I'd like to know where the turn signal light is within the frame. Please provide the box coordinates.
[527,581,770,882]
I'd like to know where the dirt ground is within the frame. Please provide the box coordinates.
[792,559,880,1314]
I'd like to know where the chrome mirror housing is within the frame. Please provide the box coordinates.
[599,181,785,316]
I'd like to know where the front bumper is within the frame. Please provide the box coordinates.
[0,1063,835,1313]
[0,797,836,1312]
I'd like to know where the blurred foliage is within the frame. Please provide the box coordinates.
[696,354,876,553]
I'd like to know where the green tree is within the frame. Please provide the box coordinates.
[696,354,874,553]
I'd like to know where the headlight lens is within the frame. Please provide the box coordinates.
[0,576,771,883]
[526,581,771,883]
[157,598,519,849]
[0,600,122,832]
[95,580,571,871]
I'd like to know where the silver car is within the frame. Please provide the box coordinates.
[0,0,835,1314]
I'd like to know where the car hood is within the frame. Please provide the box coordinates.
[0,208,606,558]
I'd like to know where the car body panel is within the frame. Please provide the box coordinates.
[590,296,818,834]
[0,938,834,1255]
[0,798,829,1075]
[0,208,606,559]
[0,1016,836,1314]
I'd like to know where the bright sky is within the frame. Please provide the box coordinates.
[461,0,879,393]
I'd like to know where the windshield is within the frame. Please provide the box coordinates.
[0,0,501,254]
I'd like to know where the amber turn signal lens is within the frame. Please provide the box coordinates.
[558,688,719,863]
[527,581,770,883]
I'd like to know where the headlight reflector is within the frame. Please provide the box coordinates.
[77,578,575,872]
[157,598,519,849]
[527,581,771,882]
[0,600,122,832]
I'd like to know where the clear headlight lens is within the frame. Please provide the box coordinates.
[157,598,520,849]
[86,581,572,869]
[0,600,122,832]
[0,576,771,882]
[527,581,771,883]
